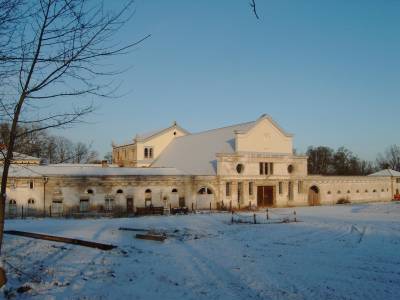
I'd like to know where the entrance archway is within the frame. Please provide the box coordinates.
[196,187,214,209]
[308,186,320,206]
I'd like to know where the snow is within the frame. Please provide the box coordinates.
[2,202,400,299]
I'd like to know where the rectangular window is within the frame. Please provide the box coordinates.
[279,182,283,194]
[264,162,269,175]
[249,182,254,196]
[397,178,400,183]
[105,198,114,211]
[288,182,293,201]
[298,181,303,194]
[226,182,231,196]
[259,162,264,175]
[269,163,274,175]
[144,147,153,159]
[29,180,34,189]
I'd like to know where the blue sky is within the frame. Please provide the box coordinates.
[60,0,400,160]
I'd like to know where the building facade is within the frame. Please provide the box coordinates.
[2,114,400,217]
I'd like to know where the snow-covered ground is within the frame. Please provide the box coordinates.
[2,202,400,299]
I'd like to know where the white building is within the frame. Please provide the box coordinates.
[2,114,400,217]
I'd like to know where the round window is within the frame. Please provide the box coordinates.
[236,164,244,174]
[287,164,294,174]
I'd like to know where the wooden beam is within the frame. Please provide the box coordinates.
[4,230,117,251]
[135,233,166,242]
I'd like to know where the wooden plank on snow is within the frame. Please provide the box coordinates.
[4,230,117,250]
[135,233,166,242]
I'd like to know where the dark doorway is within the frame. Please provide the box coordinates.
[257,186,274,207]
[308,186,320,206]
[179,197,186,207]
[126,197,134,213]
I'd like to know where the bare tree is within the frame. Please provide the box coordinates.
[0,0,149,252]
[377,145,400,171]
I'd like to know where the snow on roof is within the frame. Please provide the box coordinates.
[1,151,40,161]
[3,164,187,178]
[151,121,256,175]
[368,169,400,177]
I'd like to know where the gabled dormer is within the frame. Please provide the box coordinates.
[112,121,189,167]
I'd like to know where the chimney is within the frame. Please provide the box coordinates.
[101,160,108,168]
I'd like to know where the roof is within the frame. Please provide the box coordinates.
[3,164,187,178]
[151,121,256,175]
[0,151,40,161]
[368,169,400,177]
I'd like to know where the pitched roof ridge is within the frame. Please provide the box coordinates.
[172,120,255,140]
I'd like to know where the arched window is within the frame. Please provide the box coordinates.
[144,148,149,158]
[8,199,17,216]
[87,189,94,194]
[198,187,212,195]
[172,188,178,193]
[116,189,123,194]
[327,191,331,195]
[145,189,152,207]
[347,190,351,194]
[365,189,368,193]
[373,189,377,193]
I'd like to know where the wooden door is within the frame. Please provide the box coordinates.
[257,186,274,207]
[126,197,134,213]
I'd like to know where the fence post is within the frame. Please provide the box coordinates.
[169,203,172,212]
[266,208,269,220]
[231,211,234,223]
[253,213,256,224]
[191,203,194,213]
[294,209,297,222]
[229,200,232,212]
[21,206,24,219]
[49,205,52,218]
[209,202,211,212]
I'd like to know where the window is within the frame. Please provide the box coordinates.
[116,189,123,194]
[105,197,114,211]
[259,162,264,175]
[236,164,244,174]
[249,182,253,196]
[87,189,94,194]
[145,189,152,207]
[80,199,89,212]
[226,182,231,197]
[356,190,360,193]
[144,147,153,159]
[288,182,293,200]
[337,191,341,194]
[172,188,178,193]
[27,198,35,216]
[365,189,368,193]
[29,180,34,189]
[198,187,212,195]
[51,199,63,215]
[347,190,351,194]
[373,189,377,193]
[259,162,273,175]
[278,182,283,194]
[237,182,243,203]
[8,199,17,216]
[327,191,331,195]
[298,181,303,194]
[288,164,294,174]
[381,189,384,192]
[397,178,400,183]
